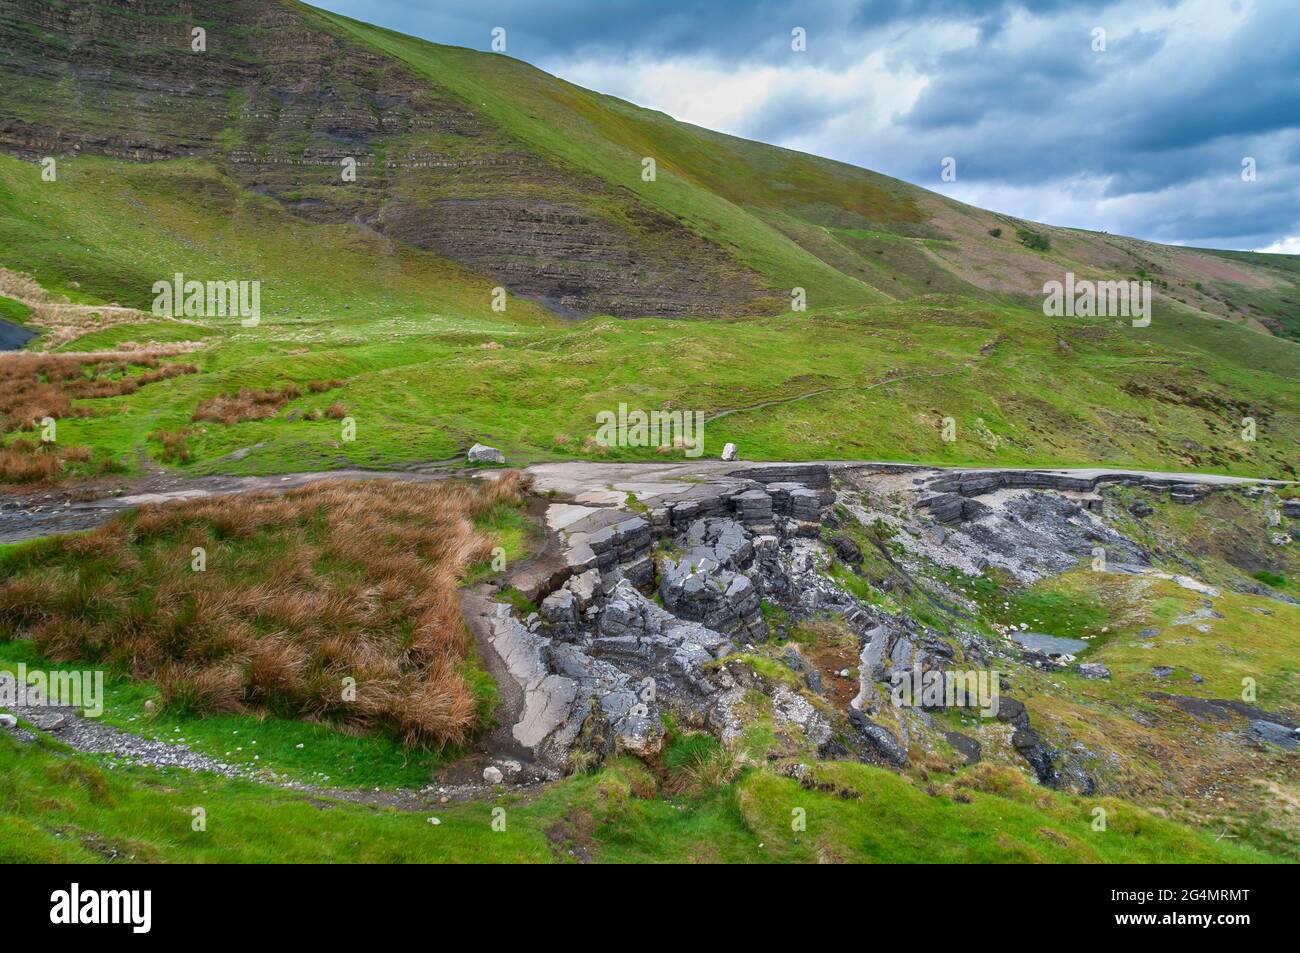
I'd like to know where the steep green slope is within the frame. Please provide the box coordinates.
[3,0,1298,332]
[308,3,1300,335]
[0,0,784,318]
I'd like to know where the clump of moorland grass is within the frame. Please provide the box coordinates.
[0,438,93,483]
[0,472,532,750]
[0,353,198,434]
[191,380,341,425]
[0,353,194,484]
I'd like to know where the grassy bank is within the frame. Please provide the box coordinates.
[0,733,1272,864]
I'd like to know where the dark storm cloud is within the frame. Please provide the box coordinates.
[312,0,1114,61]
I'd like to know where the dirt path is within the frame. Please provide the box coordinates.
[2,694,512,812]
[2,456,1285,545]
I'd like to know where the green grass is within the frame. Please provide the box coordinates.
[0,294,30,324]
[1254,569,1287,589]
[498,586,539,617]
[0,640,451,789]
[970,575,1111,642]
[0,732,1273,863]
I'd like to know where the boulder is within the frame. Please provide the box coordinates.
[1077,662,1111,680]
[567,569,600,611]
[1011,727,1060,786]
[830,535,863,565]
[994,696,1029,728]
[772,687,832,746]
[860,624,894,681]
[614,714,665,758]
[788,486,822,522]
[659,518,766,639]
[731,489,773,524]
[721,443,739,462]
[944,731,982,765]
[467,443,505,464]
[482,765,504,784]
[540,588,577,627]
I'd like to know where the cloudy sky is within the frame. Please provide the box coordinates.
[312,0,1300,254]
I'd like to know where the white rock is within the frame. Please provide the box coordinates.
[721,442,739,462]
[482,765,504,784]
[427,817,441,826]
[0,714,17,729]
[468,443,506,465]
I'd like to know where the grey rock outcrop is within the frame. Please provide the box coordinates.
[659,518,767,641]
[848,709,908,765]
[1245,720,1300,750]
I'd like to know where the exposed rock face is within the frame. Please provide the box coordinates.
[479,461,1272,791]
[1246,720,1300,750]
[914,468,1244,526]
[851,621,956,715]
[487,580,737,773]
[846,468,1153,584]
[659,518,766,641]
[485,470,844,773]
[848,709,908,766]
[0,0,779,318]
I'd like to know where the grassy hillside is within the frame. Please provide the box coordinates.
[308,2,1300,337]
[0,152,1296,479]
[1,0,1297,330]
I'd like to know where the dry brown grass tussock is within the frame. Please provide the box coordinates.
[0,353,198,483]
[0,472,532,750]
[191,380,342,425]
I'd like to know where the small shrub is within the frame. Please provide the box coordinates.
[1016,227,1051,252]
